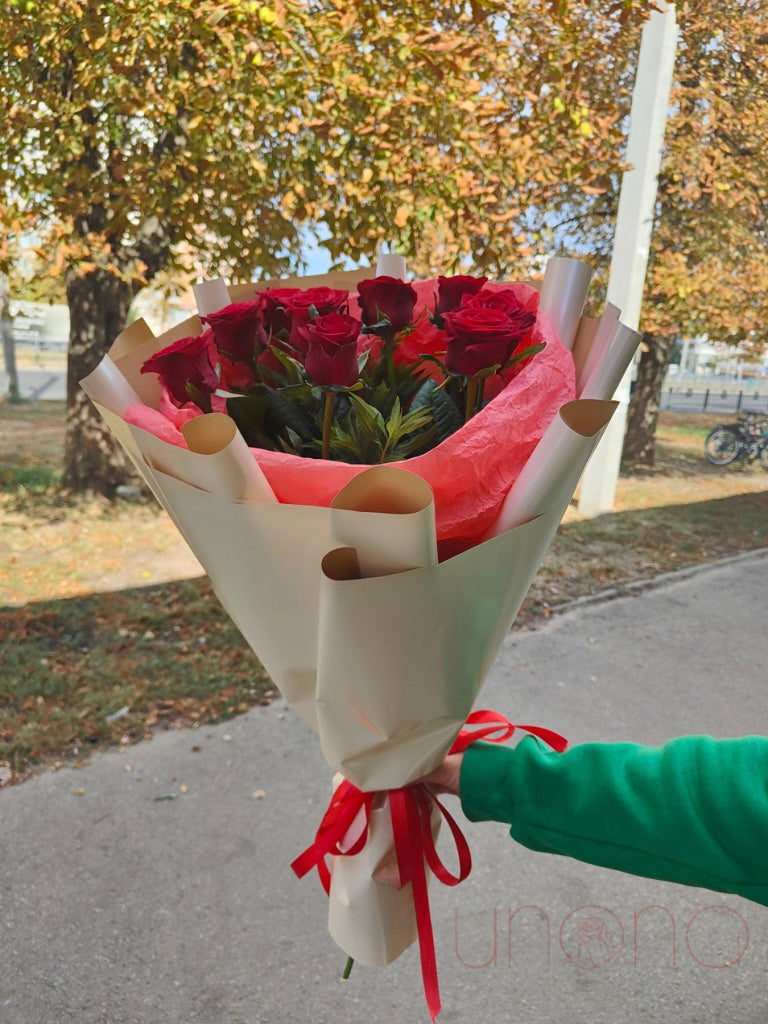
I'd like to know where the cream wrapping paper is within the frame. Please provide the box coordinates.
[580,318,642,401]
[326,779,442,968]
[485,400,617,538]
[80,255,640,973]
[330,466,438,578]
[575,302,622,394]
[537,256,594,350]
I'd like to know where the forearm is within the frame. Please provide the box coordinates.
[460,735,768,906]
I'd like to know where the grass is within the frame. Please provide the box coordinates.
[1,401,766,783]
[1,581,273,775]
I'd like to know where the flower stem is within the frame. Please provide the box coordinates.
[475,375,486,416]
[342,956,355,980]
[322,389,335,460]
[385,340,397,396]
[464,375,479,424]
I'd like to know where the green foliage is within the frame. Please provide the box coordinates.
[327,393,437,463]
[224,346,444,463]
[411,378,463,444]
[0,463,61,494]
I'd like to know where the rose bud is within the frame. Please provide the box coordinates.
[300,313,362,389]
[357,276,417,334]
[202,298,269,363]
[141,334,218,410]
[284,287,350,354]
[461,286,538,332]
[436,274,488,316]
[261,287,302,337]
[443,305,525,377]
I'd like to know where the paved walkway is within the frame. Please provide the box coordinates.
[2,551,767,1024]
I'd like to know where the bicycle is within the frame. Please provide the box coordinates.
[704,413,768,470]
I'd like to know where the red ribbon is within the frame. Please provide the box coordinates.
[449,708,568,755]
[291,711,567,1020]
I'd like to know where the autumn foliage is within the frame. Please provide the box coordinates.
[623,0,768,463]
[0,0,666,489]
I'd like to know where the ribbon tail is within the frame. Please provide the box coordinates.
[517,723,568,752]
[390,788,442,1022]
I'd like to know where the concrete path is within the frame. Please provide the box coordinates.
[1,368,66,401]
[2,550,767,1024]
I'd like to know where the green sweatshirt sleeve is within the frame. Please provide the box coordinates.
[460,735,768,907]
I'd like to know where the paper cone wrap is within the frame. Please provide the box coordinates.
[79,256,640,987]
[327,782,442,968]
[537,256,594,351]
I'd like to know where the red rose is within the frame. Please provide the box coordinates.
[218,355,256,391]
[286,286,349,315]
[442,302,534,377]
[202,298,268,363]
[141,333,218,410]
[357,276,417,334]
[461,286,538,328]
[436,274,488,316]
[279,286,350,354]
[261,287,302,336]
[300,313,362,388]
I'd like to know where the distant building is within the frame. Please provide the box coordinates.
[9,301,69,351]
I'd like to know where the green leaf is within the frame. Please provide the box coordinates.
[410,377,439,412]
[226,395,276,450]
[429,384,464,444]
[385,395,403,439]
[277,426,306,455]
[262,386,316,442]
[503,342,546,370]
[348,392,387,439]
[266,345,306,385]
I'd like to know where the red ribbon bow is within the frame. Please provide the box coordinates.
[291,711,567,1020]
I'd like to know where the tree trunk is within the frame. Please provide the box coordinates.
[2,310,20,402]
[62,268,138,494]
[622,331,677,467]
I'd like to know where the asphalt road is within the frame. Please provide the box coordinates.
[1,368,66,401]
[2,550,767,1024]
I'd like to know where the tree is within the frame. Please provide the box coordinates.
[2,0,319,490]
[0,279,20,402]
[623,0,768,464]
[0,0,650,491]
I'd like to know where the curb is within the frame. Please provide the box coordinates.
[523,546,768,627]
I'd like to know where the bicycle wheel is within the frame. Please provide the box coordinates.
[704,427,740,465]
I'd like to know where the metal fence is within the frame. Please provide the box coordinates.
[16,338,68,354]
[660,386,768,415]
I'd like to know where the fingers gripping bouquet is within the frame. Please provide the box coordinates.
[81,256,640,1020]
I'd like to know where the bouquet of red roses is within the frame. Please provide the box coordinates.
[81,256,639,1020]
[118,269,584,553]
[140,273,542,463]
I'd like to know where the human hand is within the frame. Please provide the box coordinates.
[420,752,464,798]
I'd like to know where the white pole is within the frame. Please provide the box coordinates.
[577,1,678,517]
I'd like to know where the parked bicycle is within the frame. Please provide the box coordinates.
[704,413,768,469]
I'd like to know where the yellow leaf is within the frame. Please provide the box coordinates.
[394,205,409,228]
